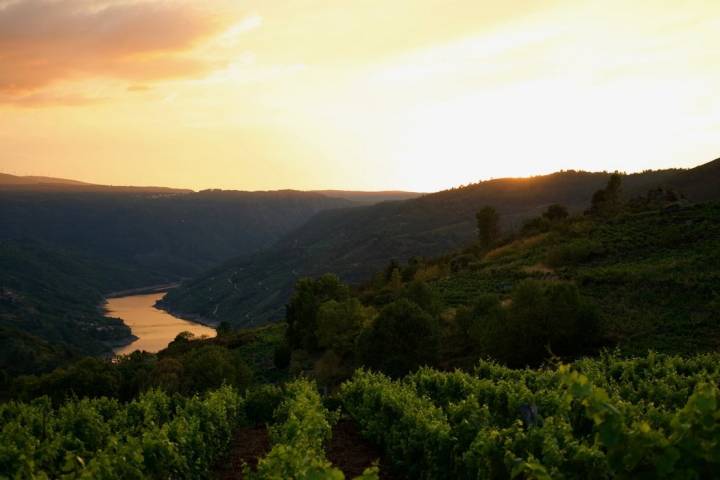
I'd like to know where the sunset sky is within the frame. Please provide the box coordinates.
[1,0,719,192]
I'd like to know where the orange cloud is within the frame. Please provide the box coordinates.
[0,91,104,107]
[0,0,231,98]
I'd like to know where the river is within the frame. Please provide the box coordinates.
[108,292,216,355]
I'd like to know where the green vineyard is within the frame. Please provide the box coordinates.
[340,353,720,479]
[3,352,719,478]
[249,379,377,480]
[0,387,243,479]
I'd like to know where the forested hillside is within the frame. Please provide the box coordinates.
[0,183,354,359]
[0,240,169,370]
[0,186,353,278]
[162,162,719,326]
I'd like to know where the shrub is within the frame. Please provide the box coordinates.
[273,340,292,369]
[543,204,569,221]
[316,298,373,356]
[180,345,252,393]
[545,239,604,268]
[285,274,351,352]
[450,254,476,273]
[471,280,601,367]
[521,216,551,236]
[400,280,443,315]
[244,384,283,425]
[356,299,440,377]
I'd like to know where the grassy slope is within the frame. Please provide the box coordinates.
[432,203,720,356]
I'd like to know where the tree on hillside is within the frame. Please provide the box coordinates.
[384,259,401,282]
[476,206,500,248]
[316,298,373,358]
[400,280,443,315]
[285,274,350,351]
[357,298,440,377]
[474,280,601,367]
[543,204,569,221]
[216,321,232,336]
[588,173,623,216]
[180,345,251,393]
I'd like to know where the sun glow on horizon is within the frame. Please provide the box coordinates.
[1,0,719,192]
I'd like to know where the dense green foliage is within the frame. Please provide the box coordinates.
[250,379,337,478]
[341,352,720,479]
[432,202,720,357]
[0,386,244,479]
[249,379,378,479]
[244,384,284,425]
[285,275,351,352]
[356,299,440,377]
[163,167,699,326]
[4,325,285,403]
[271,193,718,382]
[457,280,600,367]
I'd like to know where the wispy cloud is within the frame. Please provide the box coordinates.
[0,91,105,107]
[0,0,241,102]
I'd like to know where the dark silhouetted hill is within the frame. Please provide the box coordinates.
[0,173,93,186]
[162,160,720,327]
[0,240,170,359]
[0,188,354,279]
[660,158,720,202]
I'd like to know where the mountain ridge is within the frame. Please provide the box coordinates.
[161,159,720,326]
[0,172,425,201]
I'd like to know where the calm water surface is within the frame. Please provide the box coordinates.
[109,292,216,355]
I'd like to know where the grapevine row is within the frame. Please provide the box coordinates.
[0,386,243,479]
[341,352,720,479]
[249,379,378,480]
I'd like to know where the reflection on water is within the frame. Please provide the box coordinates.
[109,292,216,355]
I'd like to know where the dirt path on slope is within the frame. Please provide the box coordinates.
[215,425,271,480]
[216,419,403,479]
[327,419,404,479]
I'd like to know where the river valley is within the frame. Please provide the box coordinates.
[107,292,216,355]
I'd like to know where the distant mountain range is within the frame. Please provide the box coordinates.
[311,190,424,204]
[0,174,422,357]
[161,158,720,326]
[0,188,355,280]
[0,173,92,186]
[0,172,192,193]
[0,173,424,202]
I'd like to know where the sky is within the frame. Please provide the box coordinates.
[1,0,719,192]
